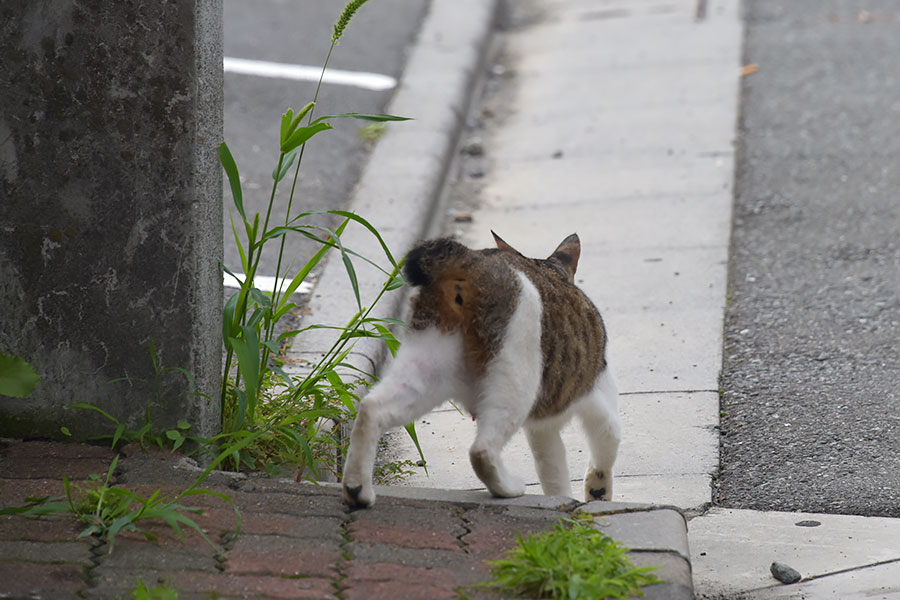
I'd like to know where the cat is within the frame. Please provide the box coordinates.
[342,232,621,509]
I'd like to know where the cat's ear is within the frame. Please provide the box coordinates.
[549,233,581,281]
[491,231,519,253]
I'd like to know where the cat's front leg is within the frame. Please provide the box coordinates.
[342,398,380,508]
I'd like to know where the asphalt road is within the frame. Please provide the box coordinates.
[715,0,900,517]
[222,0,429,281]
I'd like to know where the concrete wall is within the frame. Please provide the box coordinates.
[0,1,223,439]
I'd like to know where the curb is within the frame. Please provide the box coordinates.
[288,0,499,376]
[372,484,695,599]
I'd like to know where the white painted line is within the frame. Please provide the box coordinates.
[223,272,314,296]
[223,56,397,91]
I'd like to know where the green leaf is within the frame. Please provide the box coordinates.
[112,423,126,448]
[340,248,361,311]
[404,423,427,475]
[316,112,412,123]
[280,121,333,154]
[60,426,72,437]
[230,325,260,423]
[284,102,316,142]
[280,108,293,146]
[328,210,399,268]
[70,402,120,424]
[272,146,300,183]
[274,218,349,315]
[0,352,40,398]
[217,142,245,219]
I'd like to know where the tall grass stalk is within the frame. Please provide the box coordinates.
[216,0,422,476]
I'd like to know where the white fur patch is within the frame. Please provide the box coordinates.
[467,270,543,498]
[474,270,543,417]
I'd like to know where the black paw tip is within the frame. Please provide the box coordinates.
[343,484,370,509]
[589,487,607,500]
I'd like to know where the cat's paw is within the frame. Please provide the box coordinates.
[583,467,612,502]
[342,480,376,509]
[488,475,526,498]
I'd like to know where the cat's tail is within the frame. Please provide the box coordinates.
[403,238,471,287]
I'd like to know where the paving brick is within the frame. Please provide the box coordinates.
[0,561,86,599]
[0,440,115,460]
[236,511,344,542]
[0,539,93,565]
[0,457,115,480]
[225,535,341,578]
[97,537,219,571]
[348,504,465,551]
[0,477,69,503]
[347,542,472,572]
[87,568,338,600]
[113,520,224,552]
[175,571,337,600]
[0,514,85,542]
[189,488,346,519]
[348,520,463,551]
[459,506,561,560]
[343,563,460,600]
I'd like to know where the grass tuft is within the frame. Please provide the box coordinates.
[480,513,662,599]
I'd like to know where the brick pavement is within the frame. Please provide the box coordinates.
[0,440,691,599]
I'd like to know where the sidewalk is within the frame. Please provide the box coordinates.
[0,440,690,599]
[300,0,900,599]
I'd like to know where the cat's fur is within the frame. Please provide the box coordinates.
[342,232,621,508]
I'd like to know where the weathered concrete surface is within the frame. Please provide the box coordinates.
[386,0,740,513]
[0,2,223,438]
[690,507,900,599]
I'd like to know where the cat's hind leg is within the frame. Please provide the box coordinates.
[577,365,621,502]
[342,328,465,508]
[525,416,573,498]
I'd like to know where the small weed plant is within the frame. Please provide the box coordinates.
[62,339,203,452]
[213,0,424,476]
[480,514,662,599]
[0,351,39,398]
[0,455,236,554]
[129,578,180,600]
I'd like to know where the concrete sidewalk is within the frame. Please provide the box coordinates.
[302,0,900,599]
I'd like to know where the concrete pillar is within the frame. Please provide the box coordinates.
[0,2,223,439]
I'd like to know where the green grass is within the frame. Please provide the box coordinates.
[130,579,180,600]
[0,455,237,554]
[480,514,662,599]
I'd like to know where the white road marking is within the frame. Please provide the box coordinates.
[223,56,397,91]
[223,272,313,296]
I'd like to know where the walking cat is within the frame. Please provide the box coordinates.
[342,232,621,508]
